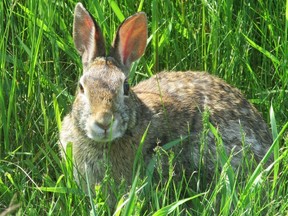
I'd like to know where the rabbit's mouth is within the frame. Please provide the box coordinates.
[86,118,124,142]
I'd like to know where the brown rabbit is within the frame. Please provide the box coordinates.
[59,2,273,205]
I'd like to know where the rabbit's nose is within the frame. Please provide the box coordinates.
[96,121,111,131]
[95,112,113,131]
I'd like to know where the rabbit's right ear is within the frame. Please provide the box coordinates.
[110,12,147,72]
[73,3,106,66]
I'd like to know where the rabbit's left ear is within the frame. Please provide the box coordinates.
[73,3,106,66]
[110,12,147,71]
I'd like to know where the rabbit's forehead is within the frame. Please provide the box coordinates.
[81,70,125,90]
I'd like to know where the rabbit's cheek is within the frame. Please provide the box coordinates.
[110,117,126,139]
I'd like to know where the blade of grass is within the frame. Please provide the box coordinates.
[152,0,159,72]
[269,104,280,199]
[122,167,140,216]
[152,193,205,216]
[209,123,238,208]
[137,0,145,12]
[242,33,280,66]
[146,136,187,190]
[239,120,288,208]
[132,123,150,179]
[108,0,125,22]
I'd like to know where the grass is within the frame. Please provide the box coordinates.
[1,0,288,215]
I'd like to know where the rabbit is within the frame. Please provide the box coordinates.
[59,2,273,206]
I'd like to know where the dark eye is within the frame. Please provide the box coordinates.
[79,82,84,93]
[123,79,130,96]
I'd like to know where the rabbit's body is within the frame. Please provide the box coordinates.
[59,3,272,201]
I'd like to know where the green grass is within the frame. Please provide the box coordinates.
[1,0,288,215]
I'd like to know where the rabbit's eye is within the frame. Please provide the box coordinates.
[123,79,130,96]
[79,83,84,93]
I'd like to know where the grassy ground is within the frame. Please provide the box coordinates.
[1,0,288,215]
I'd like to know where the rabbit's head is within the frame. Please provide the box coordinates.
[72,3,147,142]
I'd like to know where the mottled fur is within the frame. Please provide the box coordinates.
[59,2,273,205]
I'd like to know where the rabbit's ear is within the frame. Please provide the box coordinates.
[73,3,106,66]
[111,12,147,71]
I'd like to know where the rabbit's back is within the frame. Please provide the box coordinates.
[132,71,272,170]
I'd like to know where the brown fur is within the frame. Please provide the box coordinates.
[59,2,273,206]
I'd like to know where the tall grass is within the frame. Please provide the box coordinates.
[1,0,287,215]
